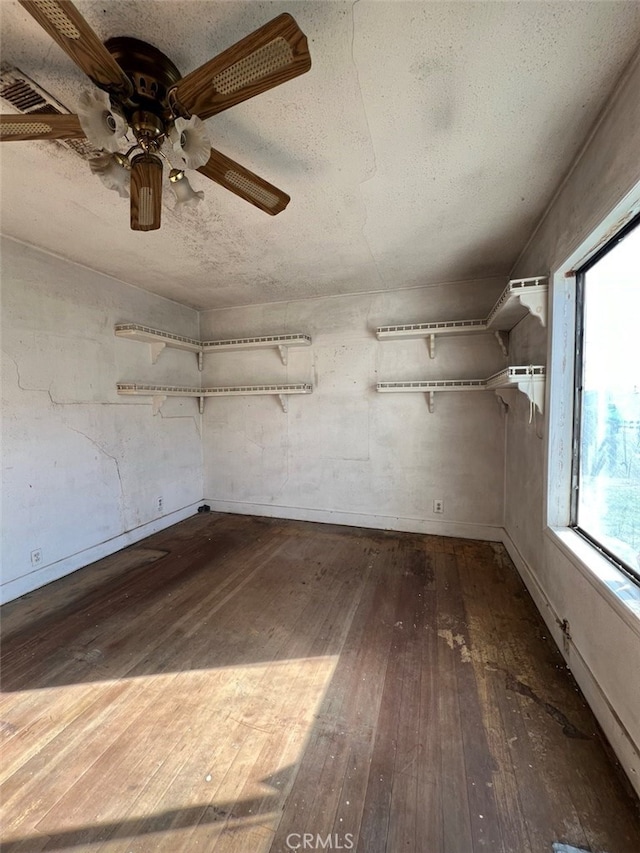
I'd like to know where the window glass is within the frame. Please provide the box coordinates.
[574,219,640,579]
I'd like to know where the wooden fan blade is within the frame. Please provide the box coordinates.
[0,113,85,141]
[172,13,311,121]
[130,153,163,231]
[18,0,133,98]
[197,148,290,215]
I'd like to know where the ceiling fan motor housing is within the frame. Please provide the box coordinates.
[104,36,182,142]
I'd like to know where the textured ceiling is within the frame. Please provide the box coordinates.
[1,1,639,310]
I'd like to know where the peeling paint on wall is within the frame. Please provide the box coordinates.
[1,237,204,604]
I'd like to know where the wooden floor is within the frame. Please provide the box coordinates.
[1,514,639,853]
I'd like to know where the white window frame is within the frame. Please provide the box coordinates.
[545,180,640,629]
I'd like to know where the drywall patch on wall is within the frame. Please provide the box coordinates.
[0,237,203,604]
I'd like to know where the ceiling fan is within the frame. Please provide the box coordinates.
[0,0,312,230]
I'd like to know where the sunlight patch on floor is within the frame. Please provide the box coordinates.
[1,655,339,852]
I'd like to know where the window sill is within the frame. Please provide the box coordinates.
[545,527,640,638]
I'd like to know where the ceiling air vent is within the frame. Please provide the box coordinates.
[0,64,100,160]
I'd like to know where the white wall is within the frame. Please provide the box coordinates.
[200,280,507,538]
[1,237,204,604]
[504,51,640,793]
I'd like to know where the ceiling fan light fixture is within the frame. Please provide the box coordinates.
[77,89,126,152]
[89,152,131,198]
[4,6,312,230]
[169,168,204,208]
[169,115,211,170]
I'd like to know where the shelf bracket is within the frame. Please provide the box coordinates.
[278,394,288,413]
[517,292,547,326]
[494,330,509,358]
[149,342,166,364]
[426,391,435,413]
[427,334,436,359]
[199,396,205,414]
[495,393,510,415]
[494,383,544,416]
[197,351,203,372]
[151,395,167,416]
[278,345,288,366]
[517,378,545,414]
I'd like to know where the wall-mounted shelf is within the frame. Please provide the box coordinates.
[486,277,547,331]
[376,319,488,358]
[376,366,545,414]
[485,365,546,415]
[117,383,313,414]
[202,334,311,366]
[375,276,547,358]
[115,324,203,367]
[115,324,312,370]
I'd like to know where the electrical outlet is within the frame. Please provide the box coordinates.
[433,499,444,514]
[157,496,163,512]
[31,548,42,566]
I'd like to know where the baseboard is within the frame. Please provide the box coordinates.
[502,531,640,798]
[204,498,504,542]
[0,502,202,605]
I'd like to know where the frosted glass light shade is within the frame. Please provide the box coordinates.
[169,115,210,170]
[169,169,204,208]
[89,152,131,197]
[78,89,127,152]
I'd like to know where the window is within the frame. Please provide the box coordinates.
[572,215,640,582]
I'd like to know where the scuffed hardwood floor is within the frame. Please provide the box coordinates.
[1,513,639,852]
